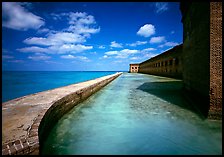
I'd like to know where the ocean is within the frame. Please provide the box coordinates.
[2,71,119,103]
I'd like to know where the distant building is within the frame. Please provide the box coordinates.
[129,64,139,73]
[139,44,183,79]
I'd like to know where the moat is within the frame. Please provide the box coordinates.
[42,73,222,155]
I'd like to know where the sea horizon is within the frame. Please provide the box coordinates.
[2,71,124,103]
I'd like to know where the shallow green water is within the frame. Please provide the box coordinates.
[42,73,222,155]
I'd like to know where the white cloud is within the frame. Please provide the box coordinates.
[137,24,155,37]
[105,51,118,55]
[76,56,91,62]
[141,48,157,52]
[67,25,100,35]
[120,49,139,54]
[99,45,105,49]
[28,54,51,61]
[104,49,139,59]
[127,41,147,47]
[19,11,99,58]
[17,46,48,53]
[2,55,14,59]
[110,41,123,48]
[103,55,108,58]
[64,12,100,35]
[149,36,166,44]
[61,54,90,62]
[37,28,50,34]
[2,2,45,31]
[18,44,92,54]
[60,54,75,59]
[158,42,179,48]
[130,57,141,60]
[24,32,86,46]
[51,44,93,54]
[155,2,168,13]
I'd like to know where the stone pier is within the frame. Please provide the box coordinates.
[2,72,122,155]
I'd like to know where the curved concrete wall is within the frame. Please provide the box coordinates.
[2,72,122,155]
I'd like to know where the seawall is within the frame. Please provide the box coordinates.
[2,72,122,155]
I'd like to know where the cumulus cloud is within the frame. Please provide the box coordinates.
[98,45,105,49]
[60,54,76,59]
[18,44,93,54]
[137,24,155,37]
[37,28,50,34]
[130,57,141,60]
[149,36,166,44]
[141,48,157,52]
[158,41,179,48]
[17,46,48,53]
[120,49,139,55]
[62,12,100,35]
[103,55,108,58]
[155,2,168,13]
[28,53,51,61]
[105,51,118,55]
[24,32,86,46]
[127,41,147,47]
[49,44,93,54]
[19,11,98,57]
[110,41,123,48]
[76,56,91,62]
[2,2,45,30]
[60,54,90,62]
[104,49,139,59]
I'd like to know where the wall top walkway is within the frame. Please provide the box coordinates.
[2,72,122,155]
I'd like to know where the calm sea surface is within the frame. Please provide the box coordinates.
[2,71,118,103]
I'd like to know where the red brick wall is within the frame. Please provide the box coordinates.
[129,64,139,73]
[138,44,183,79]
[209,2,222,119]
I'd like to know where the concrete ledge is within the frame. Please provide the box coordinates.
[2,72,122,155]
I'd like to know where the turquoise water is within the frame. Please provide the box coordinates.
[42,73,222,155]
[2,71,118,103]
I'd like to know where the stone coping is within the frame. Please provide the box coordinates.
[2,72,122,155]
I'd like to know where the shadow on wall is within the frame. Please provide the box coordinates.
[136,80,207,119]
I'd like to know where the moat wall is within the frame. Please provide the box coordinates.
[2,72,122,155]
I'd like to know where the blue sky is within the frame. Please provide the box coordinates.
[2,2,183,71]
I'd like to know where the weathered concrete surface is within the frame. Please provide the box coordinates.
[2,72,122,155]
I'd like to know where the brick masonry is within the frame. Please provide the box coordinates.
[129,64,139,73]
[180,2,222,119]
[138,44,183,79]
[2,72,122,155]
[209,2,222,119]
